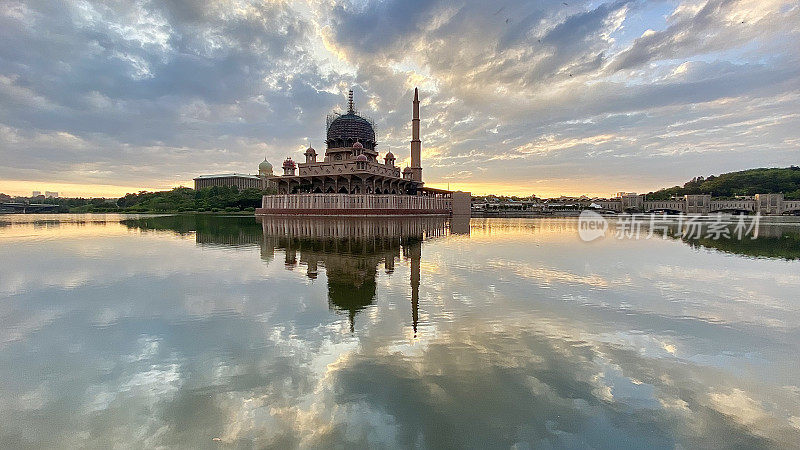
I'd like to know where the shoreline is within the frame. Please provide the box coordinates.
[0,210,257,216]
[471,210,800,218]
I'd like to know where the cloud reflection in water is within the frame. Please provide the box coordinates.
[0,215,798,448]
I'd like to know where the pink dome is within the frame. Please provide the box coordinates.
[356,154,368,161]
[353,141,364,149]
[384,151,395,159]
[282,157,296,168]
[304,146,316,155]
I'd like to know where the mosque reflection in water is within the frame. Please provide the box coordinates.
[128,215,469,332]
[258,217,468,332]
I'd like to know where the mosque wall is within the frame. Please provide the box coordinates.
[257,193,452,216]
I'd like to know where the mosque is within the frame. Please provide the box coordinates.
[258,89,424,195]
[255,89,471,216]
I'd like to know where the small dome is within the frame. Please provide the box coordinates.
[259,159,272,170]
[384,151,395,159]
[403,167,412,172]
[353,141,364,149]
[305,147,316,155]
[283,157,296,168]
[356,154,368,161]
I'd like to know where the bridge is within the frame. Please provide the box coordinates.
[0,202,60,213]
[596,193,800,215]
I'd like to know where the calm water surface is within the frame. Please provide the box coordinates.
[1,214,800,449]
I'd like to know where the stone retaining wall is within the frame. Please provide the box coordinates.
[257,194,453,216]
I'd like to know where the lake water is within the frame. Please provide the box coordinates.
[1,214,800,449]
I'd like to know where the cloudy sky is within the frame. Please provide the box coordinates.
[1,0,798,197]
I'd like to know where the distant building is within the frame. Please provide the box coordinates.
[32,191,42,197]
[45,191,58,198]
[193,157,278,191]
[193,173,265,190]
[595,193,800,215]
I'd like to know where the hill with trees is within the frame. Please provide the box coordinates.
[647,167,800,200]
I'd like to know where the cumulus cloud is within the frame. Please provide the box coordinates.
[1,0,799,195]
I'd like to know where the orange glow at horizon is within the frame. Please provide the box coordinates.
[2,178,655,199]
[0,179,187,198]
[423,180,645,198]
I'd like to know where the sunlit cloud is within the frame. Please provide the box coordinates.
[1,0,799,197]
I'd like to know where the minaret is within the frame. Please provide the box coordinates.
[410,88,423,183]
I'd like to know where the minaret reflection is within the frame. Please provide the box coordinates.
[403,237,422,336]
[257,217,467,333]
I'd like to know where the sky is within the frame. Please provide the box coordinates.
[0,0,798,198]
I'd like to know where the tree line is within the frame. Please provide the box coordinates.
[11,186,276,213]
[647,167,800,200]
